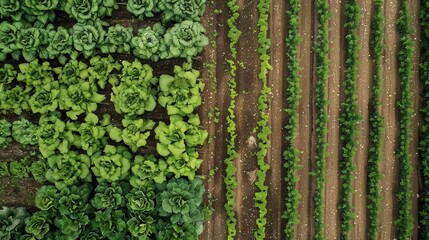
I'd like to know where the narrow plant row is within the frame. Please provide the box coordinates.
[396,0,415,239]
[253,0,272,239]
[419,0,429,238]
[0,153,46,182]
[282,0,301,239]
[367,0,384,239]
[339,0,361,239]
[313,0,330,239]
[224,0,241,238]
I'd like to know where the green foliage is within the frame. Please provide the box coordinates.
[130,154,168,187]
[24,211,51,239]
[91,145,131,182]
[35,185,57,211]
[71,22,105,58]
[108,116,155,153]
[419,0,429,238]
[0,64,16,86]
[0,207,29,240]
[0,161,9,177]
[12,119,38,145]
[46,151,92,189]
[127,0,156,20]
[157,0,206,23]
[164,20,209,61]
[9,158,30,178]
[367,0,384,239]
[126,186,155,213]
[87,55,121,89]
[131,23,166,61]
[396,0,415,239]
[0,119,12,148]
[158,62,204,116]
[64,0,118,23]
[46,27,73,65]
[36,112,68,158]
[0,21,22,62]
[253,0,272,238]
[127,215,155,239]
[101,24,132,54]
[29,157,48,183]
[91,182,125,210]
[339,0,361,238]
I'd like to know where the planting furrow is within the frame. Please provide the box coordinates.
[224,0,241,239]
[254,0,272,239]
[395,0,415,239]
[314,0,330,239]
[282,0,301,239]
[367,0,384,239]
[339,0,361,239]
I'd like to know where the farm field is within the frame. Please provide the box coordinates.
[0,0,427,240]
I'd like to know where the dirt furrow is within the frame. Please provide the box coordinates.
[379,0,400,238]
[266,0,287,239]
[325,0,344,238]
[352,0,372,238]
[295,0,315,239]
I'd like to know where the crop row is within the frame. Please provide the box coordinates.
[224,0,242,238]
[282,0,301,239]
[367,0,384,239]
[396,0,415,239]
[419,1,429,238]
[313,0,330,239]
[0,153,46,182]
[339,0,361,238]
[254,0,272,239]
[0,0,205,25]
[0,20,208,63]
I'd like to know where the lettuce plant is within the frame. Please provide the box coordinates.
[30,157,48,183]
[0,119,12,148]
[9,159,29,178]
[64,0,118,22]
[101,25,132,54]
[127,0,155,20]
[159,62,204,115]
[22,0,58,26]
[72,22,105,58]
[91,145,131,182]
[0,207,29,240]
[157,0,206,23]
[35,185,57,211]
[36,112,68,158]
[127,215,154,239]
[45,151,91,189]
[28,82,60,114]
[111,82,157,116]
[126,186,155,213]
[131,23,166,61]
[16,28,41,62]
[0,161,9,177]
[130,154,167,187]
[54,213,88,239]
[0,64,16,87]
[91,182,125,210]
[163,20,208,60]
[0,85,30,114]
[58,81,105,120]
[0,0,22,21]
[93,209,126,239]
[0,22,22,61]
[166,148,202,180]
[120,60,158,87]
[87,55,121,89]
[17,60,54,87]
[24,211,51,239]
[154,114,207,157]
[45,27,73,65]
[12,119,38,145]
[55,59,89,86]
[108,116,155,152]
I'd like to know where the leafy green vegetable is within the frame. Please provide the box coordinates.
[22,0,58,26]
[28,83,60,114]
[16,28,41,62]
[130,154,167,187]
[0,22,22,61]
[55,59,89,86]
[126,186,155,213]
[127,215,154,239]
[9,159,30,178]
[0,0,22,21]
[91,145,131,182]
[101,25,132,54]
[72,22,105,58]
[127,0,155,20]
[158,62,204,116]
[0,64,16,86]
[131,23,166,61]
[0,85,31,114]
[166,148,201,180]
[87,55,121,89]
[29,157,48,183]
[17,60,54,87]
[0,161,9,177]
[0,119,12,148]
[35,185,58,211]
[111,80,157,115]
[108,116,155,152]
[91,182,125,210]
[157,0,206,23]
[12,119,38,145]
[45,27,73,65]
[0,207,29,240]
[46,151,91,189]
[24,211,51,239]
[163,20,208,61]
[93,209,126,239]
[64,0,118,22]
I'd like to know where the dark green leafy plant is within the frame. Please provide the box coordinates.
[130,154,167,187]
[0,207,29,240]
[24,211,51,239]
[101,25,132,54]
[0,85,31,114]
[0,22,22,61]
[35,185,58,211]
[0,161,9,177]
[12,119,38,145]
[108,116,155,152]
[16,27,41,62]
[157,0,206,23]
[36,112,68,158]
[45,27,73,65]
[126,186,155,213]
[127,215,154,239]
[87,55,121,89]
[22,0,58,27]
[9,159,30,178]
[91,145,131,182]
[158,62,204,116]
[93,209,126,239]
[91,182,125,210]
[131,23,166,61]
[55,59,89,86]
[0,0,22,21]
[0,119,12,148]
[127,0,155,20]
[29,157,48,183]
[72,22,105,58]
[64,0,118,22]
[0,64,16,86]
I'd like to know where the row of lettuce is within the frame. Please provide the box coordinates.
[420,0,429,238]
[0,20,208,63]
[0,0,206,25]
[224,0,241,239]
[282,0,301,238]
[253,0,272,239]
[367,0,384,239]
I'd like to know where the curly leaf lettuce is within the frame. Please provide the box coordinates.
[91,145,131,182]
